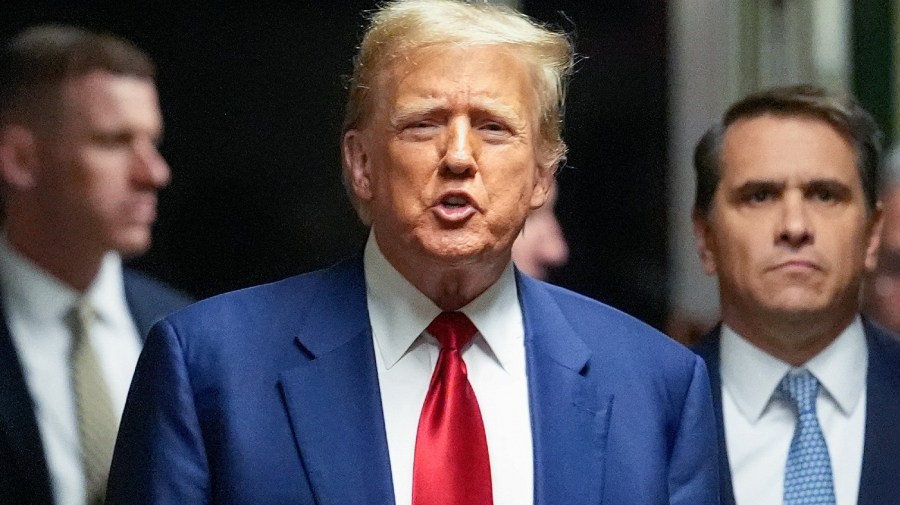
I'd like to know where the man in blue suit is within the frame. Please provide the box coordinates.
[0,25,192,505]
[692,85,900,505]
[108,1,718,503]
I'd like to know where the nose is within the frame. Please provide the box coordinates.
[132,140,171,189]
[777,193,813,248]
[441,116,478,175]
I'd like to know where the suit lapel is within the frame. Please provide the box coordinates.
[858,321,900,505]
[277,257,395,505]
[517,274,610,505]
[0,301,54,503]
[692,327,737,505]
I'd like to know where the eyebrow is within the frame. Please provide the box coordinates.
[390,96,525,127]
[731,178,854,196]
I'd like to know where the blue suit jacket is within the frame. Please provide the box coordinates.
[693,321,900,505]
[108,257,719,505]
[0,268,192,505]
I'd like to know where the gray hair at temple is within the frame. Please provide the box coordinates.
[693,84,882,217]
[341,0,574,224]
[0,24,155,127]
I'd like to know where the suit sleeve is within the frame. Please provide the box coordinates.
[668,355,720,505]
[106,319,210,504]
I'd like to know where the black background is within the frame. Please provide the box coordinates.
[2,1,669,328]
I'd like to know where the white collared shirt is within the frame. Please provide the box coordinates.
[0,237,143,505]
[721,319,867,505]
[364,232,534,505]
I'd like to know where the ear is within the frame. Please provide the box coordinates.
[342,129,373,202]
[0,125,39,190]
[692,209,718,275]
[864,202,884,272]
[528,162,554,210]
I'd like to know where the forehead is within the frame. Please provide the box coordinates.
[719,114,859,186]
[58,71,161,128]
[371,44,537,118]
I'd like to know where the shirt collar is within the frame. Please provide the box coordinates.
[0,235,79,322]
[363,230,523,371]
[721,317,867,422]
[804,317,867,415]
[88,252,132,329]
[0,234,129,327]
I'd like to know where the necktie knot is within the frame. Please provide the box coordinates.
[427,311,478,350]
[67,301,95,350]
[779,370,820,416]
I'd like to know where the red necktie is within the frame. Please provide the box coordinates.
[412,312,493,505]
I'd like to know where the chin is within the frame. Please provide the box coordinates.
[111,230,153,258]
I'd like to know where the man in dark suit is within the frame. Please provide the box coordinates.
[107,1,718,504]
[692,84,900,505]
[0,25,192,505]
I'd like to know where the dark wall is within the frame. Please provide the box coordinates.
[3,2,669,328]
[526,1,669,327]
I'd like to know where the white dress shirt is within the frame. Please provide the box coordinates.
[720,319,867,505]
[0,237,143,505]
[364,232,534,505]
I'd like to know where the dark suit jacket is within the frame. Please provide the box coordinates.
[107,256,719,505]
[0,268,192,505]
[693,320,900,505]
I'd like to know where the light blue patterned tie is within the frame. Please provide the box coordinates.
[780,370,836,505]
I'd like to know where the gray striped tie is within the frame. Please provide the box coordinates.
[68,302,118,505]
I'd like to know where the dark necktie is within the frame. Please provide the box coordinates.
[68,302,118,505]
[412,311,492,505]
[780,370,836,505]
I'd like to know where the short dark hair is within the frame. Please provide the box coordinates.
[693,84,882,216]
[0,24,155,126]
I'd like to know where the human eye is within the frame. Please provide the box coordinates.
[397,117,440,140]
[749,190,771,202]
[735,182,780,207]
[476,118,513,142]
[805,181,849,204]
[811,188,834,202]
[91,129,136,150]
[407,119,437,130]
[745,188,774,204]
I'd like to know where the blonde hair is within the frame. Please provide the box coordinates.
[342,0,574,222]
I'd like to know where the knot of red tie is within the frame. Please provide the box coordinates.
[426,311,478,350]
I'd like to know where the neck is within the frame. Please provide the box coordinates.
[5,215,103,293]
[381,249,508,312]
[722,305,857,367]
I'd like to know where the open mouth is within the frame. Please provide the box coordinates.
[443,195,468,208]
[433,192,477,222]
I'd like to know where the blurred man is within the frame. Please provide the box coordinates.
[692,85,900,505]
[864,146,900,333]
[511,180,569,280]
[0,25,192,505]
[108,1,718,504]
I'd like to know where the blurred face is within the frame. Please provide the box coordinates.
[33,71,170,256]
[865,186,900,331]
[694,114,881,329]
[344,45,552,273]
[511,181,568,279]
